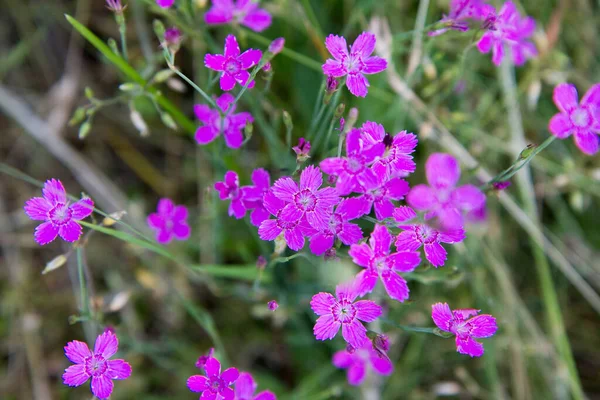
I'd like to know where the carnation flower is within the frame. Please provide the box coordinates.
[361,122,418,178]
[356,169,410,220]
[332,339,393,386]
[395,222,465,268]
[187,357,239,400]
[205,0,272,32]
[205,34,262,91]
[194,93,253,149]
[292,138,311,162]
[241,168,271,226]
[147,198,191,244]
[234,371,277,400]
[429,0,493,36]
[195,348,215,369]
[267,301,279,311]
[156,0,175,8]
[215,171,246,219]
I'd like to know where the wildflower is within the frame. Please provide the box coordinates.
[395,223,465,268]
[268,37,285,55]
[267,301,279,311]
[156,0,175,8]
[477,1,537,66]
[429,0,492,36]
[492,181,511,190]
[194,93,253,149]
[361,122,418,178]
[431,302,498,357]
[348,224,420,302]
[548,83,600,155]
[322,32,388,97]
[204,34,262,91]
[24,179,94,245]
[240,168,271,226]
[372,334,390,357]
[187,357,239,400]
[406,153,485,230]
[205,0,272,32]
[320,128,385,196]
[326,75,339,93]
[164,27,182,52]
[195,348,215,369]
[147,198,191,244]
[332,339,393,386]
[235,372,277,400]
[62,331,132,400]
[292,138,311,162]
[105,0,125,13]
[310,281,383,348]
[356,169,410,220]
[309,198,366,256]
[215,171,246,219]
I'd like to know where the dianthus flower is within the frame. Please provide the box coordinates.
[205,0,272,32]
[322,32,387,97]
[194,93,253,149]
[332,339,393,386]
[348,224,421,302]
[431,302,498,357]
[292,138,311,162]
[361,121,418,178]
[395,222,465,268]
[234,372,277,400]
[195,348,215,369]
[477,1,537,66]
[24,179,94,245]
[406,153,485,230]
[147,198,191,244]
[215,171,246,219]
[241,168,271,226]
[356,169,410,220]
[156,0,175,8]
[187,357,239,400]
[62,331,132,400]
[310,281,383,348]
[548,83,600,155]
[429,0,493,36]
[205,34,262,91]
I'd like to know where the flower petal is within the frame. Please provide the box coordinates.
[91,374,114,400]
[431,302,453,332]
[363,56,387,74]
[254,391,277,400]
[271,177,298,202]
[477,33,493,53]
[354,300,382,322]
[424,242,447,267]
[195,126,220,145]
[220,73,237,91]
[204,54,226,71]
[350,32,376,58]
[347,362,366,386]
[221,367,239,384]
[406,184,436,211]
[309,232,334,256]
[107,359,132,380]
[346,73,369,97]
[425,153,460,190]
[70,198,94,220]
[332,350,354,368]
[58,220,82,242]
[172,222,191,240]
[451,184,486,211]
[241,9,272,32]
[224,34,240,57]
[468,315,498,338]
[239,49,262,69]
[64,340,92,364]
[62,364,90,387]
[348,243,372,268]
[553,83,579,113]
[314,314,341,340]
[299,165,323,191]
[43,178,67,205]
[354,269,378,297]
[455,336,485,357]
[324,34,348,60]
[224,128,244,149]
[187,375,209,392]
[338,222,363,246]
[394,229,421,252]
[94,331,119,359]
[581,83,600,107]
[310,292,337,315]
[341,320,367,349]
[234,372,256,399]
[548,113,573,139]
[34,221,59,245]
[284,226,305,251]
[24,197,51,220]
[370,353,393,375]
[573,130,599,155]
[205,357,221,377]
[381,271,410,302]
[258,219,281,241]
[389,251,420,272]
[369,224,392,256]
[219,386,235,400]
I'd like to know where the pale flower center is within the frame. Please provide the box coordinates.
[85,355,108,377]
[570,108,591,128]
[224,59,241,75]
[48,203,72,225]
[295,189,317,211]
[334,299,356,323]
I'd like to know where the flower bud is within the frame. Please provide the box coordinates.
[256,255,267,270]
[262,62,272,72]
[267,300,279,311]
[164,27,182,53]
[268,37,285,55]
[42,254,68,274]
[345,343,356,354]
[195,348,215,369]
[326,75,338,92]
[334,103,346,119]
[292,138,311,162]
[105,0,125,14]
[324,248,339,261]
[492,181,511,191]
[129,105,149,137]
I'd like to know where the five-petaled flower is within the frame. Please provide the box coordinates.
[234,372,277,400]
[240,168,271,226]
[332,338,393,386]
[147,198,191,244]
[62,331,132,400]
[187,356,239,400]
[322,32,388,97]
[292,138,311,162]
[429,0,493,36]
[395,222,465,268]
[361,122,418,178]
[356,169,411,220]
[194,93,253,149]
[431,302,498,357]
[310,281,383,348]
[205,34,262,91]
[215,171,246,219]
[24,179,94,245]
[205,0,272,32]
[548,83,600,155]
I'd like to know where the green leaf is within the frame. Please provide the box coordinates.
[188,264,268,282]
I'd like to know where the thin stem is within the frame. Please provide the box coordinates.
[168,64,217,108]
[76,247,90,319]
[117,15,128,62]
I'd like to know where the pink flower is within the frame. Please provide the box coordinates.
[332,339,393,386]
[62,331,132,400]
[477,1,537,66]
[292,138,311,161]
[23,179,94,245]
[106,0,125,13]
[548,83,600,155]
[361,122,418,178]
[395,223,465,268]
[156,0,175,8]
[406,153,485,230]
[147,198,191,244]
[431,302,498,357]
[322,32,387,97]
[241,168,271,226]
[215,171,246,219]
[310,281,383,348]
[349,224,421,302]
[234,372,276,400]
[320,128,385,196]
[205,0,272,32]
[194,93,253,149]
[356,169,410,220]
[204,35,262,91]
[268,37,285,55]
[195,348,215,369]
[187,357,239,400]
[429,0,493,36]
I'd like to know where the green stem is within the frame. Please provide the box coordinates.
[169,64,217,108]
[116,14,128,62]
[76,247,89,318]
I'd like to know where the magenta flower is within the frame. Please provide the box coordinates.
[406,153,485,230]
[215,171,246,219]
[241,168,271,226]
[356,169,410,220]
[205,0,272,32]
[548,83,600,155]
[268,37,285,55]
[332,339,393,386]
[23,179,94,245]
[477,1,537,66]
[292,138,311,161]
[429,0,493,36]
[395,223,465,268]
[320,128,385,196]
[147,198,191,244]
[194,93,253,149]
[349,224,421,302]
[195,348,215,369]
[361,122,418,178]
[62,331,132,400]
[310,281,383,348]
[309,198,366,256]
[205,35,262,91]
[431,302,498,357]
[156,0,175,8]
[234,372,276,400]
[267,300,279,311]
[322,32,387,97]
[187,357,239,400]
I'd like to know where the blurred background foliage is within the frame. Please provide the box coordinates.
[1,0,600,399]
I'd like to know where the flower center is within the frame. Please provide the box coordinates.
[209,377,223,392]
[224,58,241,75]
[334,299,357,323]
[85,355,108,377]
[346,55,364,74]
[415,225,437,244]
[570,108,591,128]
[294,189,317,211]
[345,158,363,174]
[48,203,72,225]
[329,213,344,234]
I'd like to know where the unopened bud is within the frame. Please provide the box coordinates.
[267,300,279,311]
[343,108,359,133]
[273,233,287,255]
[292,138,311,162]
[326,75,338,92]
[195,348,215,369]
[262,62,272,72]
[78,120,92,140]
[42,254,68,274]
[102,210,127,226]
[69,107,87,126]
[324,248,339,261]
[492,181,511,191]
[282,110,293,131]
[345,343,356,354]
[108,38,120,55]
[519,144,537,159]
[256,255,267,270]
[373,334,390,353]
[334,103,346,119]
[268,37,285,55]
[153,19,166,40]
[153,69,175,84]
[119,83,139,92]
[129,106,149,137]
[160,112,178,130]
[85,87,95,100]
[164,27,182,53]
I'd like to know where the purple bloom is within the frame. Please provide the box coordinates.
[477,1,537,66]
[395,223,465,268]
[106,0,125,13]
[548,83,600,155]
[332,339,393,386]
[267,300,279,311]
[241,168,271,226]
[156,0,175,8]
[195,348,215,369]
[322,32,388,97]
[215,171,246,219]
[431,302,498,357]
[361,122,418,178]
[406,153,486,230]
[147,198,191,244]
[164,27,182,51]
[356,169,410,220]
[23,179,94,245]
[429,0,493,36]
[292,138,311,161]
[492,181,511,190]
[194,93,253,149]
[204,35,262,91]
[349,224,421,302]
[205,0,272,32]
[268,37,285,55]
[187,357,239,400]
[310,281,383,348]
[234,372,276,400]
[62,331,132,400]
[320,128,385,196]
